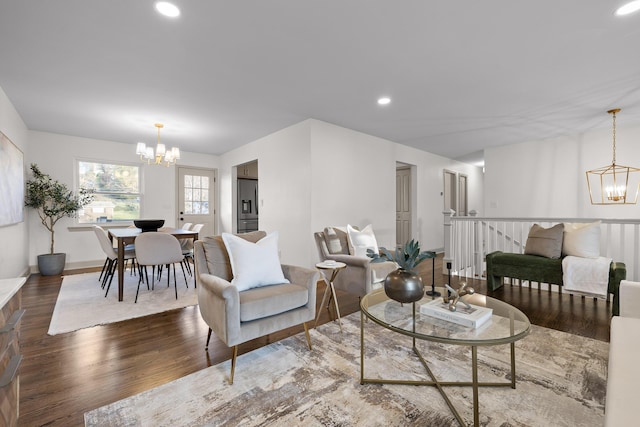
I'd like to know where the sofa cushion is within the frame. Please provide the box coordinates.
[562,221,601,258]
[524,223,564,259]
[239,283,309,322]
[323,226,351,254]
[201,231,266,280]
[347,224,379,257]
[222,231,289,291]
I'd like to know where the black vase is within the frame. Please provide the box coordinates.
[384,268,424,303]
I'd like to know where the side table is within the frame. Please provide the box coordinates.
[314,261,347,332]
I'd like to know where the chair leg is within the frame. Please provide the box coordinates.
[205,328,213,350]
[98,258,108,283]
[303,322,312,350]
[179,261,188,288]
[104,259,117,297]
[172,264,178,300]
[229,346,238,385]
[135,266,147,303]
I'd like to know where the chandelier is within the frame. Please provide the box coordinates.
[586,109,640,205]
[135,123,181,166]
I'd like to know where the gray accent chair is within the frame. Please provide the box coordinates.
[194,231,318,384]
[314,227,397,298]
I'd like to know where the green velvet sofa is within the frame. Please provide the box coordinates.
[485,251,626,316]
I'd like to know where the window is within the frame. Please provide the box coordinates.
[183,174,210,214]
[77,160,141,223]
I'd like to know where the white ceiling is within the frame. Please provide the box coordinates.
[1,1,640,165]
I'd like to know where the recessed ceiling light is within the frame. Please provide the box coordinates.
[378,97,391,106]
[616,0,640,16]
[155,2,180,18]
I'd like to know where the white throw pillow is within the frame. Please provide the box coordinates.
[221,231,289,291]
[347,224,379,258]
[562,221,601,258]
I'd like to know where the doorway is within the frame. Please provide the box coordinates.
[235,160,259,233]
[176,166,217,236]
[396,164,412,248]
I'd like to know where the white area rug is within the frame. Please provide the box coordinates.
[84,312,607,426]
[48,269,198,335]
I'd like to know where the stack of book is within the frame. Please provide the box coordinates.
[420,298,493,328]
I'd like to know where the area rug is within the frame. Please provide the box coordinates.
[84,311,607,426]
[48,270,198,335]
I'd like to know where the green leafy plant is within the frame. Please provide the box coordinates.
[25,163,94,254]
[367,239,436,272]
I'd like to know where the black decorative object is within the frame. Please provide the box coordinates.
[368,239,436,303]
[134,219,165,232]
[425,256,441,297]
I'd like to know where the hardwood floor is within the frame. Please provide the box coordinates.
[18,255,612,426]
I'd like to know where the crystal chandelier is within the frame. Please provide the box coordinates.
[586,109,640,205]
[136,123,181,166]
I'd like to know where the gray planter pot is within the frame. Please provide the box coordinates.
[38,253,66,276]
[384,268,424,303]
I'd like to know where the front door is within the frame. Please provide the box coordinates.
[176,166,216,237]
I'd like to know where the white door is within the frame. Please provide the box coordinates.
[458,174,468,216]
[177,166,216,237]
[396,167,411,247]
[443,170,457,214]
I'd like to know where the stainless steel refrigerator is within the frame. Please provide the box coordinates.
[237,178,258,233]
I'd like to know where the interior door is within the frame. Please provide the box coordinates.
[396,167,411,247]
[443,170,457,214]
[458,174,468,216]
[177,166,216,237]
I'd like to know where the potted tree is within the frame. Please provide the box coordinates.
[25,163,93,275]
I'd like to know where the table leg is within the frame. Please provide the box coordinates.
[472,345,479,427]
[329,280,343,332]
[314,282,331,328]
[117,238,124,302]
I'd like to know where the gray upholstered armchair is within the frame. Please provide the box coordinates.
[314,227,396,298]
[194,231,318,384]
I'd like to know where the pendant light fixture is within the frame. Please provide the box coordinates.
[136,123,181,166]
[586,109,640,205]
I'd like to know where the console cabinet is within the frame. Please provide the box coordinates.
[0,278,26,427]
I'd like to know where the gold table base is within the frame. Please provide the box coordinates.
[359,306,518,427]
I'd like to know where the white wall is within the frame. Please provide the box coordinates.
[484,124,640,219]
[27,131,219,270]
[220,119,484,269]
[220,121,313,267]
[395,144,484,252]
[0,87,30,278]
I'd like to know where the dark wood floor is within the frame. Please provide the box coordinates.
[18,255,613,426]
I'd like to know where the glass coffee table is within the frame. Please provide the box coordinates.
[360,288,531,427]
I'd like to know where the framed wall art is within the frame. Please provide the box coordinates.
[0,131,24,226]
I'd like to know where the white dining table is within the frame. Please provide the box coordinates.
[108,227,199,301]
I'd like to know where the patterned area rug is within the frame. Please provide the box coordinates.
[48,270,197,335]
[84,311,607,426]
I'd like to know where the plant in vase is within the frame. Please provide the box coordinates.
[367,239,436,303]
[25,163,93,275]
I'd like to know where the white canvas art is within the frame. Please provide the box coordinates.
[0,132,24,226]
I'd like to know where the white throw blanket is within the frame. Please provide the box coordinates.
[562,256,611,299]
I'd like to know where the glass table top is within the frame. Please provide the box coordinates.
[361,287,531,346]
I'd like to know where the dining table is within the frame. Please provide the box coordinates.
[108,227,200,302]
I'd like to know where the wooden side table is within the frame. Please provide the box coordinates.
[314,261,347,332]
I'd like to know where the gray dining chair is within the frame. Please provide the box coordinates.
[134,232,188,303]
[93,225,136,297]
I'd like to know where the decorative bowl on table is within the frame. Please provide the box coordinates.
[133,219,165,232]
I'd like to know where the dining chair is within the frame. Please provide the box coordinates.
[181,223,204,279]
[181,222,193,231]
[134,232,188,303]
[93,225,136,297]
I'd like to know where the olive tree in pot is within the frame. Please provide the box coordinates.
[368,239,436,303]
[25,164,93,276]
